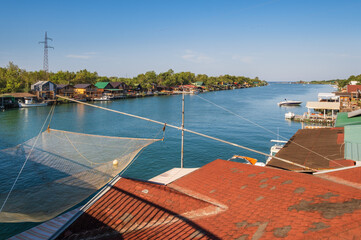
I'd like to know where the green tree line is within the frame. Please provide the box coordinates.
[309,74,361,88]
[0,62,267,93]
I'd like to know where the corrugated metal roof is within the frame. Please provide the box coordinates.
[94,82,110,89]
[305,101,340,110]
[348,109,361,118]
[335,112,361,127]
[74,84,94,89]
[267,128,349,171]
[109,82,121,88]
[334,92,351,96]
[53,160,361,239]
[344,125,361,161]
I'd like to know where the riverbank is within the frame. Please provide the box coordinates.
[0,83,266,110]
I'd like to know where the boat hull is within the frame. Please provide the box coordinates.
[278,101,302,106]
[18,102,48,108]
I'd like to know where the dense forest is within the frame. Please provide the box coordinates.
[0,62,267,93]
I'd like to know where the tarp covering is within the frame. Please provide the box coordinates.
[306,101,340,110]
[0,129,160,222]
[345,125,361,162]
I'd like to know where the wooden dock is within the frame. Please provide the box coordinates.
[291,114,335,124]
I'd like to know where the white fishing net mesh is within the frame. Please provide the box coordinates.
[0,128,160,222]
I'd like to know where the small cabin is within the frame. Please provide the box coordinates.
[57,84,75,97]
[94,82,113,95]
[347,85,361,101]
[74,84,98,97]
[31,81,57,99]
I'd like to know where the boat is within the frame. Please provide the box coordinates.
[266,140,287,164]
[229,155,265,166]
[18,98,48,108]
[285,112,295,119]
[278,99,302,106]
[93,95,111,101]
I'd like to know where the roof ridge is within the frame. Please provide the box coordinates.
[315,174,361,191]
[168,183,228,210]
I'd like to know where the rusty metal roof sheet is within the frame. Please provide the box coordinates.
[266,128,351,171]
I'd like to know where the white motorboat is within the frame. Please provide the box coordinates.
[278,99,302,106]
[93,95,111,101]
[266,140,287,164]
[18,98,48,108]
[285,112,295,119]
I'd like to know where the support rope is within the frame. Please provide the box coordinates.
[57,95,315,171]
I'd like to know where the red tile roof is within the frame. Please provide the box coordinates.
[56,160,361,239]
[347,85,361,93]
[316,166,361,188]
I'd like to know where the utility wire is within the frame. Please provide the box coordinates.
[57,95,315,171]
[196,94,344,167]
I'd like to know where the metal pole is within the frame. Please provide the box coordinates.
[181,93,185,168]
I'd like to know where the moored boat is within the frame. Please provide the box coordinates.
[285,112,295,119]
[266,140,287,164]
[18,98,48,108]
[93,95,111,101]
[278,99,302,106]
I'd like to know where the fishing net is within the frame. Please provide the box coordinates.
[0,128,161,223]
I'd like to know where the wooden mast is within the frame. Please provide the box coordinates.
[181,92,185,168]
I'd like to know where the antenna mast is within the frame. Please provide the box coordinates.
[181,93,185,168]
[39,31,54,72]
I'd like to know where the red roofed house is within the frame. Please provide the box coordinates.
[43,159,361,239]
[347,85,361,101]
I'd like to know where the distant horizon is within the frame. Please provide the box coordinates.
[1,1,361,82]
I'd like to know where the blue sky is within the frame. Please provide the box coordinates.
[1,0,361,81]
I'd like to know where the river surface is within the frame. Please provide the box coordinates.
[0,83,334,238]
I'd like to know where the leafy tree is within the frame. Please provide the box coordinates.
[74,69,98,84]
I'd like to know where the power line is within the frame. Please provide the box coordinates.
[39,31,54,72]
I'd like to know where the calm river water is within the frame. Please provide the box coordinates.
[0,83,333,238]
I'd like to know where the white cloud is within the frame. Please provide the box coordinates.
[181,50,214,64]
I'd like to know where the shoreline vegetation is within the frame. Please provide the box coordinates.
[0,62,267,94]
[293,74,361,88]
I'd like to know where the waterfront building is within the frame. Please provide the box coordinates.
[109,82,129,92]
[334,92,352,111]
[305,101,340,120]
[56,84,75,98]
[192,81,205,87]
[31,81,57,99]
[347,85,361,101]
[74,84,98,98]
